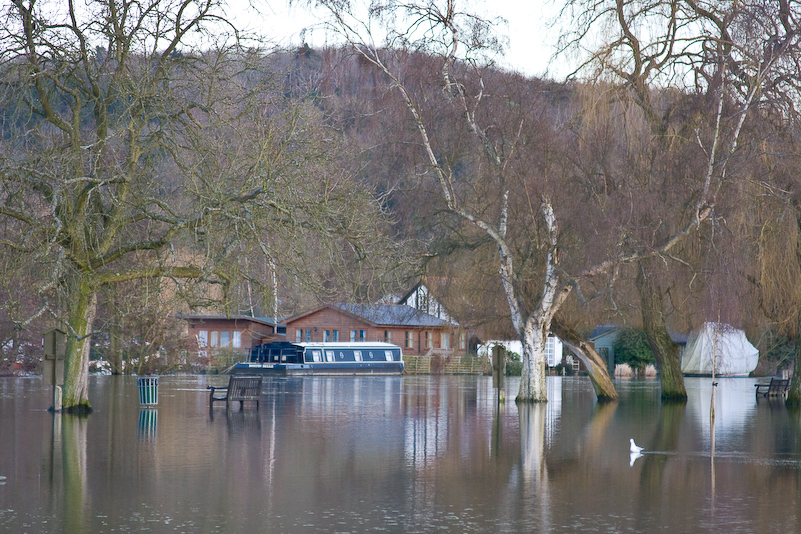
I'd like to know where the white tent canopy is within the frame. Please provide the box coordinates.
[680,323,759,377]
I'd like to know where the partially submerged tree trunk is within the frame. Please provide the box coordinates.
[786,310,801,408]
[786,210,801,408]
[551,318,619,403]
[62,277,97,414]
[636,260,687,402]
[518,319,549,402]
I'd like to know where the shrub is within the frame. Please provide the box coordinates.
[505,360,523,376]
[612,328,655,376]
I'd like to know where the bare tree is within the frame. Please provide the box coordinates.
[0,1,397,412]
[560,0,801,400]
[304,0,625,402]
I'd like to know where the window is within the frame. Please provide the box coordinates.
[324,330,331,342]
[424,331,432,349]
[459,332,467,350]
[441,332,450,349]
[232,331,241,348]
[311,350,322,362]
[305,329,312,342]
[405,331,413,349]
[384,330,392,343]
[332,330,339,342]
[384,350,393,361]
[296,329,303,342]
[210,331,219,347]
[325,350,335,362]
[220,331,230,348]
[359,330,366,342]
[197,330,208,348]
[354,350,362,361]
[350,330,357,342]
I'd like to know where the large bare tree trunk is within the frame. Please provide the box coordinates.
[551,318,618,402]
[787,310,801,408]
[62,277,97,413]
[518,319,549,402]
[636,259,687,402]
[787,211,801,408]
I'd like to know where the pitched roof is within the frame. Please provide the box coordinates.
[176,314,279,327]
[589,325,688,344]
[335,303,454,327]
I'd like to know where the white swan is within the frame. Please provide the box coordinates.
[630,438,644,453]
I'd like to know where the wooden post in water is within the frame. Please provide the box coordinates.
[43,328,66,412]
[492,346,506,404]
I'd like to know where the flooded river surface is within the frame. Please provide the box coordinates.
[1,375,800,533]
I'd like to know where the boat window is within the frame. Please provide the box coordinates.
[311,350,322,362]
[385,351,393,361]
[354,351,362,362]
[325,351,335,362]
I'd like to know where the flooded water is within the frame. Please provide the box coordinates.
[0,375,799,533]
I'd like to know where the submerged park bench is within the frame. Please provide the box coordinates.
[208,375,263,410]
[754,377,790,398]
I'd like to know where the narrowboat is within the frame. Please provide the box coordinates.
[232,341,405,375]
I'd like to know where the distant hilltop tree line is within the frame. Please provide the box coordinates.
[2,1,801,408]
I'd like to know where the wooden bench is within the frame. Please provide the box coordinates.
[755,378,790,397]
[208,375,263,409]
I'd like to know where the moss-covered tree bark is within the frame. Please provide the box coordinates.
[636,259,687,402]
[62,277,97,414]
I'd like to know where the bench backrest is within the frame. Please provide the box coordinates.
[770,378,790,390]
[228,376,263,398]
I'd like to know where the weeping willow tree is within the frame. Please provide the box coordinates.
[0,1,399,412]
[560,0,801,401]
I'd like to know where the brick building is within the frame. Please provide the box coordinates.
[178,314,285,354]
[284,303,468,357]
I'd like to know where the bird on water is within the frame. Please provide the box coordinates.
[630,439,644,453]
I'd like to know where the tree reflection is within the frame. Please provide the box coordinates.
[638,401,686,493]
[518,403,549,527]
[54,415,90,532]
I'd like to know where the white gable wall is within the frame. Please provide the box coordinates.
[400,284,456,324]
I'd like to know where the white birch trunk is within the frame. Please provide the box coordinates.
[518,318,549,402]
